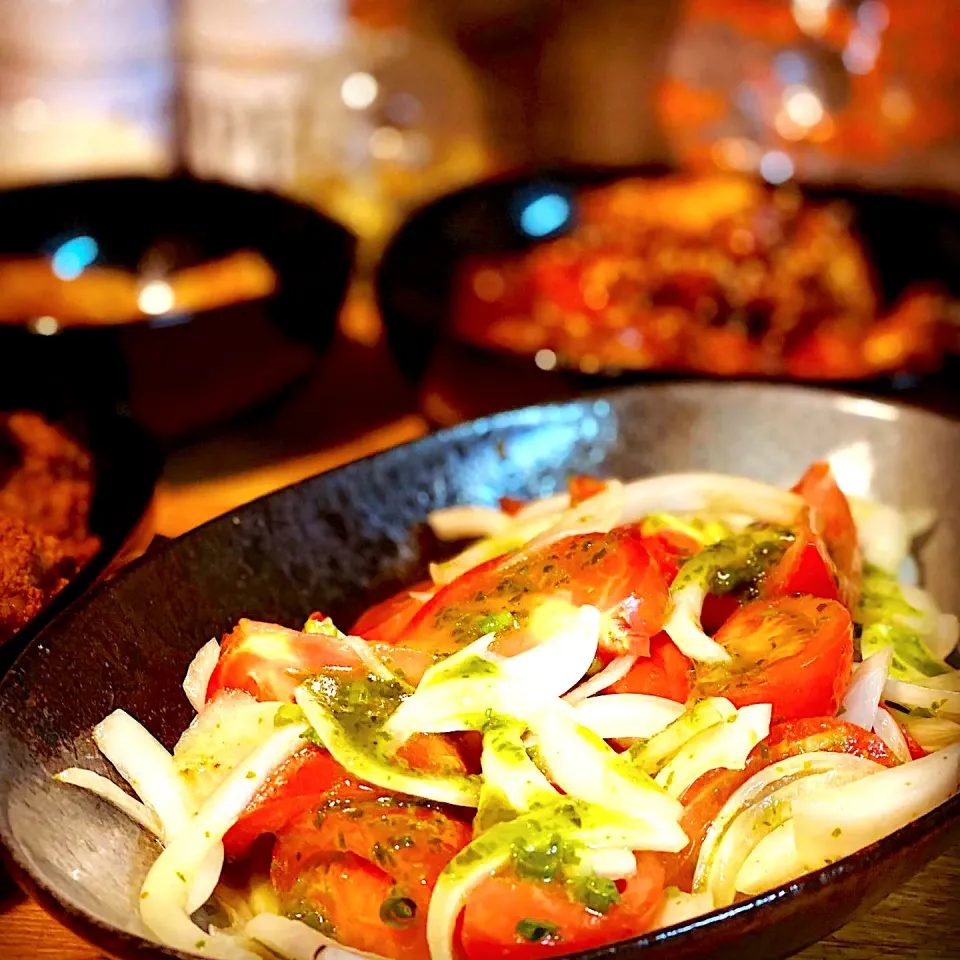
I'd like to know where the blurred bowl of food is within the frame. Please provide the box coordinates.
[0,176,356,441]
[376,166,960,424]
[0,402,161,674]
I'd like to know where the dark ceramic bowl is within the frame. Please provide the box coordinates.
[375,165,960,425]
[0,176,355,440]
[0,403,162,676]
[1,382,958,960]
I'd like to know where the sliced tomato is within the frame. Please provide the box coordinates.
[764,510,843,604]
[569,476,608,506]
[205,619,436,703]
[350,581,435,645]
[499,496,527,517]
[402,527,669,657]
[662,715,899,890]
[609,632,693,703]
[700,593,741,635]
[695,596,854,723]
[460,853,665,960]
[639,530,702,585]
[792,462,862,608]
[272,800,471,960]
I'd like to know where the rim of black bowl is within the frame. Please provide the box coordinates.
[2,381,960,960]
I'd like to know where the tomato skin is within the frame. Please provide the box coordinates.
[639,530,701,585]
[205,619,435,703]
[350,581,435,645]
[460,853,666,960]
[272,801,471,960]
[662,716,900,890]
[403,528,668,658]
[499,496,527,517]
[569,476,608,506]
[609,632,693,703]
[697,596,854,723]
[792,462,862,608]
[765,514,843,604]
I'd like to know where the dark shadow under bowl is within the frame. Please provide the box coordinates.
[1,382,958,959]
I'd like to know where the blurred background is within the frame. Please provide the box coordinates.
[0,0,959,541]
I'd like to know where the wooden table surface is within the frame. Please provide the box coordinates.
[2,288,959,957]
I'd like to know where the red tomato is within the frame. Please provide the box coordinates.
[402,528,668,657]
[272,801,471,960]
[639,530,701,585]
[350,581,435,645]
[225,733,468,861]
[460,853,665,960]
[569,476,608,506]
[792,462,862,608]
[499,496,527,517]
[610,632,693,703]
[662,716,899,890]
[205,619,436,703]
[695,596,854,723]
[764,511,843,604]
[700,593,741,635]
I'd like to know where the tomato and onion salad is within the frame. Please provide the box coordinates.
[55,465,960,960]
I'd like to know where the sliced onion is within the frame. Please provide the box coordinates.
[620,473,803,526]
[183,638,220,713]
[631,698,737,776]
[734,819,806,896]
[693,752,882,906]
[883,678,960,720]
[427,505,512,541]
[512,493,572,524]
[920,669,960,692]
[94,709,192,837]
[651,889,715,932]
[497,602,600,698]
[570,848,638,880]
[841,647,892,730]
[54,768,163,838]
[564,655,637,705]
[522,481,626,554]
[338,634,397,683]
[571,694,685,741]
[654,704,771,799]
[934,614,960,661]
[849,497,913,574]
[662,583,730,663]
[481,719,556,810]
[792,743,960,866]
[245,913,382,960]
[872,707,911,763]
[901,716,960,752]
[139,723,309,959]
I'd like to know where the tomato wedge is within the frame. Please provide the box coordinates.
[402,527,668,657]
[791,462,862,608]
[764,510,843,604]
[205,619,436,703]
[609,632,693,703]
[639,530,702,585]
[460,853,665,960]
[272,801,471,960]
[662,716,900,890]
[350,581,435,645]
[569,476,608,506]
[695,596,854,723]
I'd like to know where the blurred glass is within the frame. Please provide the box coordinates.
[0,0,174,185]
[660,0,960,190]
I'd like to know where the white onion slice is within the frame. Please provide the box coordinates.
[338,634,397,683]
[427,505,512,541]
[564,655,637,705]
[872,707,911,763]
[651,889,715,932]
[933,614,960,661]
[841,647,892,730]
[734,819,805,895]
[792,743,960,866]
[570,848,638,880]
[139,723,308,959]
[480,719,556,810]
[901,716,960,752]
[183,639,220,713]
[54,768,163,838]
[245,914,381,960]
[662,583,730,663]
[571,694,685,741]
[94,709,192,837]
[920,670,960,692]
[512,493,572,523]
[883,678,960,720]
[849,498,913,574]
[522,480,626,554]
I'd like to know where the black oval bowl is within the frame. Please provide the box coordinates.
[0,176,356,440]
[0,403,163,675]
[0,382,958,960]
[375,165,960,423]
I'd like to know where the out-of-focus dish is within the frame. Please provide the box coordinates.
[452,174,948,380]
[53,461,960,960]
[0,412,100,645]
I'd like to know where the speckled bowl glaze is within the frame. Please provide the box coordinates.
[1,382,958,960]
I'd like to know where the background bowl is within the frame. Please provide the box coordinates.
[1,382,959,959]
[376,166,960,425]
[0,176,356,441]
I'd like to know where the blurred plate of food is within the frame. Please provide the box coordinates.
[376,166,960,422]
[0,404,161,673]
[0,176,356,441]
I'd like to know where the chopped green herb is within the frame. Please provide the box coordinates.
[274,703,306,728]
[380,896,417,928]
[568,875,621,915]
[516,918,560,943]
